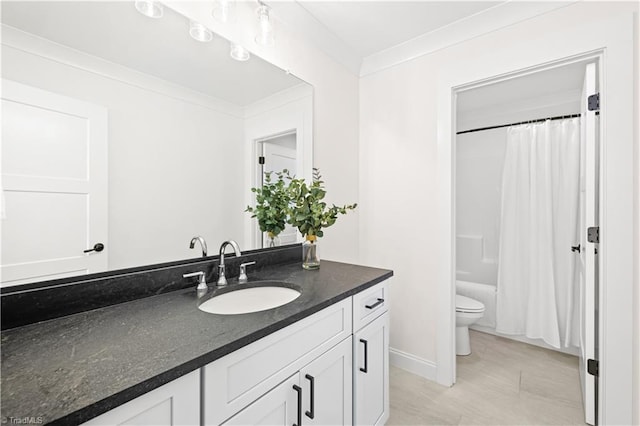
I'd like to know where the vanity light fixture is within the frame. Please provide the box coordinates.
[255,3,274,46]
[230,42,250,61]
[212,0,235,23]
[135,0,163,18]
[189,21,213,42]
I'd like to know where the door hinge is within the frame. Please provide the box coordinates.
[587,227,599,243]
[587,359,599,377]
[588,93,600,111]
[258,156,265,165]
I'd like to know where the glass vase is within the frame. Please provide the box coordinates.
[302,235,320,269]
[265,232,281,248]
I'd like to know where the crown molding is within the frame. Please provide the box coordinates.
[360,1,578,77]
[244,83,313,118]
[269,1,362,76]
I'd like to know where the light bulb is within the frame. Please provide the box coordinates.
[135,0,163,18]
[212,0,235,23]
[230,43,250,61]
[189,21,213,42]
[255,4,274,46]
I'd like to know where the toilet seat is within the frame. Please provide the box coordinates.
[456,294,484,313]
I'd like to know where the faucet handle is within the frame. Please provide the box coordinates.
[239,261,256,283]
[183,271,207,291]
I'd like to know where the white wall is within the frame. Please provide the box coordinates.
[360,60,440,365]
[1,27,246,270]
[360,2,638,423]
[456,129,505,285]
[167,2,361,264]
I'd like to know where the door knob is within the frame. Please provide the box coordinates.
[84,243,105,253]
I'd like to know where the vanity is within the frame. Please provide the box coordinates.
[0,246,392,425]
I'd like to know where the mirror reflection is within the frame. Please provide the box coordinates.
[0,1,313,286]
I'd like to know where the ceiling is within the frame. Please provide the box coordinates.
[289,1,503,58]
[1,1,304,106]
[1,1,576,96]
[270,0,573,75]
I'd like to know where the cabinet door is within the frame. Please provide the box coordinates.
[223,374,301,426]
[301,337,352,425]
[83,370,199,426]
[353,312,389,426]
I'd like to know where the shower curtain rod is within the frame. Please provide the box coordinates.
[456,113,582,135]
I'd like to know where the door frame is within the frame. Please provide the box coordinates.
[449,51,602,414]
[436,49,606,412]
[252,129,299,248]
[435,13,637,424]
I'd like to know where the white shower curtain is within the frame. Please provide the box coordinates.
[496,118,581,349]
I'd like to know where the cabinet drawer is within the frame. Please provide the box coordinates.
[204,298,352,425]
[353,280,389,332]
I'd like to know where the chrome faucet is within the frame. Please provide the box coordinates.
[189,236,208,257]
[217,240,242,286]
[183,271,208,291]
[238,261,256,283]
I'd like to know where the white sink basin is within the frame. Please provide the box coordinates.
[199,285,301,315]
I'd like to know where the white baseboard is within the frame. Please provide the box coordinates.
[471,325,581,357]
[389,347,437,381]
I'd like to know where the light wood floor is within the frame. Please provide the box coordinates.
[388,330,585,425]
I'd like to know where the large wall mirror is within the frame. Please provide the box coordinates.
[0,1,313,286]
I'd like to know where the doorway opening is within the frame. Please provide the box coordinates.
[254,130,300,248]
[452,56,601,425]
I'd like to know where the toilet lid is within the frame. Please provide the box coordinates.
[456,294,484,312]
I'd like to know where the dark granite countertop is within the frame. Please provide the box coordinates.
[1,260,392,425]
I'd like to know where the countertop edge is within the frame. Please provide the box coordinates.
[49,269,394,425]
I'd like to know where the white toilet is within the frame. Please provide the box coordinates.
[455,294,485,356]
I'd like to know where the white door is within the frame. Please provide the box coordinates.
[578,62,598,425]
[222,374,300,426]
[301,337,352,425]
[1,80,108,286]
[354,312,389,426]
[260,135,298,246]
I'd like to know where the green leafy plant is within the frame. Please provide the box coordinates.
[246,170,290,237]
[287,168,357,238]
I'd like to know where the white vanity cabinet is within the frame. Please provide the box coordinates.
[82,279,390,426]
[217,280,389,426]
[204,298,353,425]
[352,282,390,426]
[223,337,353,426]
[83,370,199,426]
